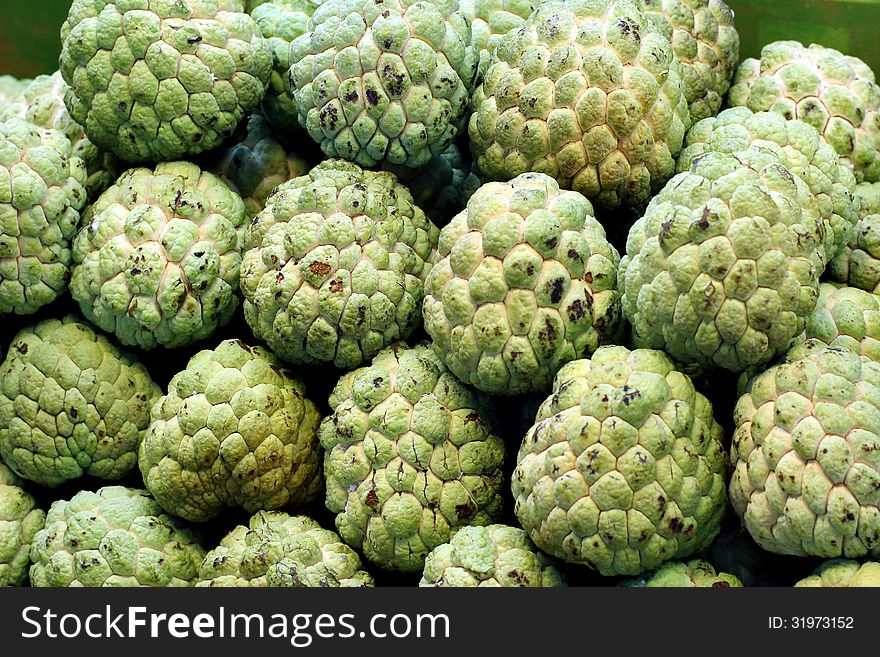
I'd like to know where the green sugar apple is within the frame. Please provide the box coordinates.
[637,0,739,123]
[731,339,880,558]
[512,345,728,576]
[620,558,742,587]
[0,463,45,586]
[805,282,880,361]
[2,72,118,201]
[423,172,623,395]
[70,161,247,350]
[419,524,564,587]
[469,0,691,209]
[29,486,205,587]
[59,0,273,163]
[0,76,30,112]
[240,159,438,369]
[290,0,478,168]
[0,117,87,316]
[620,147,826,373]
[828,182,880,292]
[458,0,536,82]
[729,41,880,183]
[0,316,160,488]
[139,339,323,522]
[197,511,374,586]
[795,559,880,587]
[677,107,857,263]
[319,343,506,572]
[250,0,321,136]
[210,113,311,218]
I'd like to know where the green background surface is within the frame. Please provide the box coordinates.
[3,0,880,78]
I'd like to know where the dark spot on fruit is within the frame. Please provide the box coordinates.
[669,518,684,533]
[548,278,564,303]
[343,90,358,102]
[365,489,380,510]
[366,89,380,105]
[329,279,343,293]
[309,262,332,276]
[455,504,475,520]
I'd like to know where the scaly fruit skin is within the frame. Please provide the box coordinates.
[383,142,482,225]
[468,0,691,209]
[0,118,87,316]
[29,487,205,587]
[729,41,880,183]
[805,283,880,361]
[211,113,311,218]
[829,182,880,292]
[0,463,46,586]
[240,160,438,369]
[2,72,119,201]
[637,0,739,123]
[620,559,743,587]
[731,340,880,558]
[458,0,536,83]
[677,107,857,263]
[59,0,273,163]
[419,524,564,587]
[70,161,247,350]
[0,76,30,112]
[620,148,825,374]
[512,346,728,577]
[250,0,320,136]
[139,340,323,523]
[196,511,374,586]
[290,0,477,168]
[0,317,160,488]
[319,343,506,572]
[795,559,880,587]
[424,173,622,396]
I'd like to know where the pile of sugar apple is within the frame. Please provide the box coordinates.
[0,0,878,589]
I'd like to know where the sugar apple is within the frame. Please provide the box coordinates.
[139,339,322,522]
[2,72,118,201]
[620,559,743,587]
[0,462,45,586]
[729,41,880,183]
[70,161,247,350]
[419,524,564,587]
[59,0,273,163]
[289,0,477,168]
[383,142,482,225]
[731,339,880,558]
[636,0,739,123]
[795,559,880,587]
[512,345,728,576]
[0,76,30,112]
[240,159,438,369]
[468,0,691,209]
[458,0,536,83]
[424,173,623,395]
[0,316,160,488]
[828,182,880,292]
[677,107,858,263]
[196,511,374,586]
[210,113,311,218]
[620,147,826,374]
[0,117,87,316]
[29,486,205,587]
[805,283,880,361]
[250,0,320,135]
[319,343,506,572]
